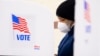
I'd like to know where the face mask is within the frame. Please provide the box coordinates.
[58,22,70,33]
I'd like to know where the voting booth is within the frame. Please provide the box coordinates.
[75,0,100,56]
[0,0,54,56]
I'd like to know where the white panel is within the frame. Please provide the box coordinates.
[75,0,100,56]
[0,0,54,56]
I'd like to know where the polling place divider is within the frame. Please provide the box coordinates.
[75,0,100,56]
[0,0,54,56]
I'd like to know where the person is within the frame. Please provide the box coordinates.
[56,0,75,56]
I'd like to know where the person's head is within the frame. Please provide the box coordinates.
[56,0,75,33]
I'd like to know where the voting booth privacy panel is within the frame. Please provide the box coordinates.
[0,0,54,56]
[75,0,100,56]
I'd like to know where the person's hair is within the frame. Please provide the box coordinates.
[56,0,75,21]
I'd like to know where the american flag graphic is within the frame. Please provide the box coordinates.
[12,14,30,33]
[84,1,91,23]
[34,45,40,50]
